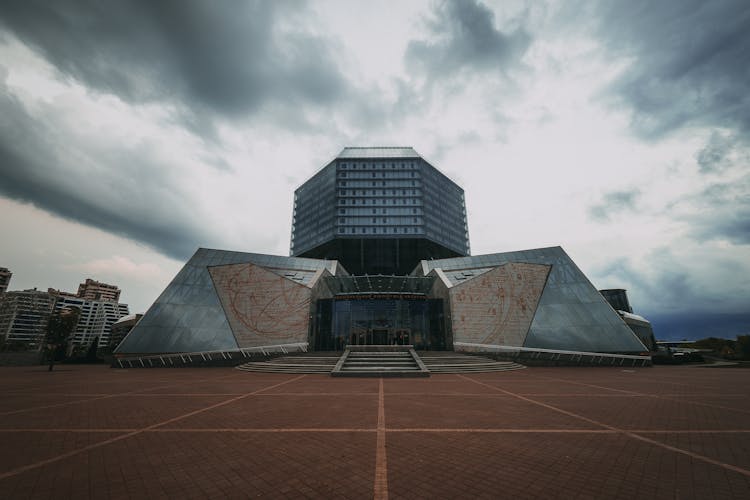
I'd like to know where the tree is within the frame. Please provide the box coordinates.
[737,335,750,361]
[85,336,99,362]
[45,307,80,371]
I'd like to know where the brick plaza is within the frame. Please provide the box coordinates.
[0,365,749,499]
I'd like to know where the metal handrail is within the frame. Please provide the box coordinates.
[115,342,309,368]
[453,342,650,360]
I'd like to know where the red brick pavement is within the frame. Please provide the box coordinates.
[0,364,749,499]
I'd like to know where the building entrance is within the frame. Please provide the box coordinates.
[347,328,411,346]
[312,296,446,351]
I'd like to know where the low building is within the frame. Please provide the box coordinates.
[599,288,657,351]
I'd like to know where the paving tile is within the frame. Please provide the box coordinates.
[0,395,229,430]
[0,394,105,414]
[386,432,750,500]
[134,375,290,395]
[383,377,502,395]
[0,431,376,499]
[0,431,126,475]
[470,378,626,396]
[385,394,597,429]
[0,363,748,499]
[532,395,750,431]
[261,375,379,395]
[163,394,378,430]
[635,432,750,471]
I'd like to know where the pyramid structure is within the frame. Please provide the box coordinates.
[418,246,648,353]
[115,248,341,354]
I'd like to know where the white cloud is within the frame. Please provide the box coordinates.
[65,256,167,284]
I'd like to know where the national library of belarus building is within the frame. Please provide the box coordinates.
[116,147,651,364]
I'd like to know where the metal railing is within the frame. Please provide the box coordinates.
[114,342,309,368]
[453,342,651,367]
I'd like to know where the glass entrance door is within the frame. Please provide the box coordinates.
[372,329,388,345]
[325,297,445,350]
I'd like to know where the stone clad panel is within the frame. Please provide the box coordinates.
[450,263,550,347]
[209,263,311,348]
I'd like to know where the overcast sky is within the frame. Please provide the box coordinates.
[1,0,748,339]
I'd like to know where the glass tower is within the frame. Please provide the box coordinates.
[290,147,470,275]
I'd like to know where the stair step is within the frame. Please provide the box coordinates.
[236,352,525,374]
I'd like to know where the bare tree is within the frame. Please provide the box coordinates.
[45,307,80,371]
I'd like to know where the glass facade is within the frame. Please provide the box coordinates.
[313,296,445,351]
[290,162,337,257]
[116,147,648,358]
[290,147,470,274]
[420,247,649,354]
[599,289,633,313]
[116,249,337,354]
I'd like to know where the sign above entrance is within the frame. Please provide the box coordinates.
[325,275,436,295]
[334,293,427,301]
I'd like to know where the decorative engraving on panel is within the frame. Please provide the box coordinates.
[209,263,310,347]
[450,263,549,347]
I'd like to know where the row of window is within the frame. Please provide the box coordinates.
[337,226,424,234]
[338,198,420,206]
[338,181,421,190]
[338,187,419,194]
[338,208,420,215]
[337,217,421,225]
[339,162,417,170]
[338,171,416,178]
[338,182,417,192]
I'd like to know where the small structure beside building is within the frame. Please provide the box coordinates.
[108,313,143,353]
[599,288,657,351]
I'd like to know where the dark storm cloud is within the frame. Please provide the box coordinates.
[406,0,531,79]
[0,85,219,261]
[596,252,705,315]
[598,253,750,339]
[646,312,750,341]
[587,189,640,222]
[596,0,750,139]
[0,0,346,120]
[680,177,750,245]
[695,131,743,174]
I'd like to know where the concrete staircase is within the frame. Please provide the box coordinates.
[235,350,525,375]
[235,354,339,374]
[331,346,429,377]
[418,352,526,373]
